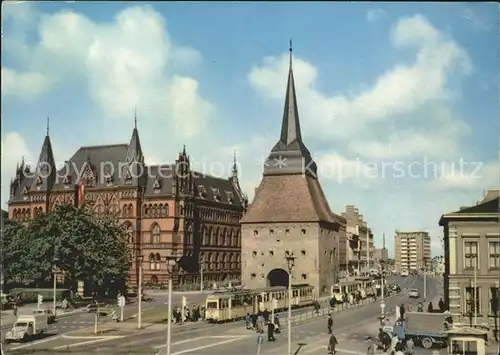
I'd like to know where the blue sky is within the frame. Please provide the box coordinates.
[2,2,499,256]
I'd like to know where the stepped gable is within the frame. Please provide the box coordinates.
[241,43,342,225]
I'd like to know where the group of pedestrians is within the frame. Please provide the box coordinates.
[172,304,205,323]
[245,309,281,342]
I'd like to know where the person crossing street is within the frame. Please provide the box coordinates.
[327,314,333,334]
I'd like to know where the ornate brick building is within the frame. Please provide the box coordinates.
[8,123,247,288]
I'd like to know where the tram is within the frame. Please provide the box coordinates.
[204,284,314,323]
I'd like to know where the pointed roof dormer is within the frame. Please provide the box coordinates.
[122,110,146,187]
[125,109,144,164]
[264,41,317,178]
[31,117,56,191]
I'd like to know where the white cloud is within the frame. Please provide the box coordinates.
[430,160,499,191]
[1,68,53,99]
[3,5,214,138]
[366,9,387,23]
[248,14,473,161]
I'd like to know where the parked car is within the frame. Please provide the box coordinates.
[86,303,112,316]
[33,308,56,324]
[408,289,420,298]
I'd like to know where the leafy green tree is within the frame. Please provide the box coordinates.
[4,205,130,294]
[1,217,30,284]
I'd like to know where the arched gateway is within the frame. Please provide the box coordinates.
[266,268,289,287]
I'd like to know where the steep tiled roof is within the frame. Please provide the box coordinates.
[9,137,245,207]
[241,175,342,223]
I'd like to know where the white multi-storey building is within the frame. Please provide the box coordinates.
[394,230,431,272]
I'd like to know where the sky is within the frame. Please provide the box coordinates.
[2,2,499,257]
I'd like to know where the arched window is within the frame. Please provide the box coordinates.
[155,253,161,270]
[149,253,155,270]
[215,253,221,269]
[212,227,218,245]
[222,253,227,269]
[128,204,134,217]
[207,227,213,245]
[165,204,169,216]
[151,224,160,244]
[207,253,213,270]
[218,228,225,246]
[229,253,234,269]
[153,204,158,217]
[223,228,229,246]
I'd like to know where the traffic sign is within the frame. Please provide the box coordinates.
[118,295,126,307]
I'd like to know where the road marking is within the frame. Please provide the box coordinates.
[53,336,124,350]
[300,344,366,355]
[170,336,248,354]
[10,335,62,350]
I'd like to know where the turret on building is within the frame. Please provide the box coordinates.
[240,43,346,297]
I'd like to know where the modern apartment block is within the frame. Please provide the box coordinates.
[394,230,431,272]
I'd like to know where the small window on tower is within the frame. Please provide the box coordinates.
[253,230,259,236]
[251,273,256,280]
[252,251,257,257]
[301,274,307,280]
[301,229,306,234]
[285,229,290,236]
[269,251,274,256]
[301,250,306,256]
[269,229,274,235]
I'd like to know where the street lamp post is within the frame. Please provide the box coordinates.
[492,281,499,343]
[199,255,204,292]
[468,279,473,327]
[137,255,144,329]
[52,256,59,316]
[285,251,296,355]
[165,252,180,355]
[423,267,427,301]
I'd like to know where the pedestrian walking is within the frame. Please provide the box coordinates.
[274,314,281,333]
[245,313,251,329]
[366,336,375,355]
[405,337,415,355]
[399,304,405,321]
[327,333,338,354]
[267,321,276,342]
[327,314,333,334]
[439,298,445,312]
[427,302,434,313]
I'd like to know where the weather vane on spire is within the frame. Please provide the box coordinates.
[46,116,50,136]
[289,39,293,67]
[134,106,137,129]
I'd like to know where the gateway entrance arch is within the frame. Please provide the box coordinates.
[266,268,289,287]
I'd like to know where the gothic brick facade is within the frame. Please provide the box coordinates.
[8,124,247,289]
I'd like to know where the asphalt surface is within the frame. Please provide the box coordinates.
[5,275,444,354]
[1,291,209,349]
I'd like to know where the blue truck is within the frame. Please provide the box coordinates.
[391,312,448,349]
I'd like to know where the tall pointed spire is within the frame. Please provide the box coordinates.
[125,109,144,163]
[31,120,56,191]
[231,150,238,177]
[264,41,317,178]
[134,106,137,130]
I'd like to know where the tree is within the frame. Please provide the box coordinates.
[3,205,130,294]
[1,217,30,285]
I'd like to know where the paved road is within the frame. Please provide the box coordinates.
[6,275,441,354]
[1,290,209,349]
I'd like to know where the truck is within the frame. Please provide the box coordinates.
[5,314,49,343]
[392,312,448,349]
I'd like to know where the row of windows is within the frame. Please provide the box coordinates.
[199,207,240,223]
[464,286,499,315]
[11,208,38,220]
[252,250,307,257]
[464,241,499,269]
[143,252,241,271]
[253,228,307,236]
[201,226,240,247]
[250,273,308,280]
